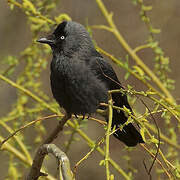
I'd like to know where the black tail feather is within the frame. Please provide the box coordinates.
[113,122,144,147]
[110,105,144,147]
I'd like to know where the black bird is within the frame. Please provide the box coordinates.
[37,21,144,146]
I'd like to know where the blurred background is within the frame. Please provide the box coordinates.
[0,0,180,179]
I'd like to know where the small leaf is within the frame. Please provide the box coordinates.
[161,111,166,118]
[174,168,180,178]
[99,160,105,166]
[142,5,152,11]
[123,106,131,114]
[10,4,14,10]
[55,13,71,24]
[8,165,19,180]
[148,41,158,48]
[29,17,46,25]
[151,136,159,144]
[110,174,114,180]
[140,127,146,142]
[23,0,36,14]
[150,27,161,34]
[133,65,145,76]
[146,90,156,95]
[124,72,130,80]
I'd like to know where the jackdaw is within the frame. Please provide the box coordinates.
[37,21,144,146]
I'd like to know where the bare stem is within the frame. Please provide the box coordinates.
[140,144,172,179]
[95,0,175,103]
[105,93,113,180]
[27,114,71,179]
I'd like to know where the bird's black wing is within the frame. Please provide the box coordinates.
[87,56,132,111]
[87,56,144,146]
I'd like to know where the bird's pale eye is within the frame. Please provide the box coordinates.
[60,35,65,40]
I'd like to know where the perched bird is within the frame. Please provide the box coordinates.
[37,21,144,146]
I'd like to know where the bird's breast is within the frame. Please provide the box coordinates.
[50,55,108,115]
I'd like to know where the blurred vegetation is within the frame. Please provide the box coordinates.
[0,0,180,179]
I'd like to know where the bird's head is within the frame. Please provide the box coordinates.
[37,21,94,55]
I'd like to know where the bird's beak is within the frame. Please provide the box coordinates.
[37,35,55,45]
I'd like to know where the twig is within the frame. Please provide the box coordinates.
[95,0,175,103]
[7,0,55,24]
[46,144,72,180]
[0,114,60,148]
[73,137,104,177]
[105,92,113,180]
[138,98,160,178]
[0,137,56,180]
[96,45,178,110]
[144,122,180,150]
[0,114,105,148]
[0,73,131,180]
[140,144,172,179]
[0,74,56,113]
[28,144,73,180]
[0,120,32,164]
[65,128,77,154]
[27,114,71,180]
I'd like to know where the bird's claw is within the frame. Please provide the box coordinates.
[74,114,78,119]
[74,114,88,120]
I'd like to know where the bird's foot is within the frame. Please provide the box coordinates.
[74,114,90,120]
[74,114,79,119]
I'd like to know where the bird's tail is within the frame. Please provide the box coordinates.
[110,95,144,147]
[112,110,144,146]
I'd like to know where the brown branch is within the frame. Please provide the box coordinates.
[27,114,71,180]
[27,144,72,180]
[0,114,60,148]
[140,144,172,179]
[138,98,160,177]
[1,114,106,149]
[73,137,104,177]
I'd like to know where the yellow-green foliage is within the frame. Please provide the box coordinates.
[0,0,180,179]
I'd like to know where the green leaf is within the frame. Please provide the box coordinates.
[99,160,105,166]
[146,90,156,95]
[150,27,161,34]
[133,65,145,76]
[148,41,158,48]
[54,14,71,24]
[124,72,130,80]
[29,17,46,25]
[110,174,115,180]
[23,0,36,14]
[10,4,14,10]
[142,5,152,11]
[175,170,180,178]
[140,127,146,142]
[151,136,159,144]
